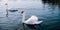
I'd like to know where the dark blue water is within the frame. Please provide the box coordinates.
[0,0,60,30]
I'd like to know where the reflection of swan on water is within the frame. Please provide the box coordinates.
[21,10,43,29]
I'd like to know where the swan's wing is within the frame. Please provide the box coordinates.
[24,15,43,24]
[34,21,43,24]
[24,20,43,24]
[24,19,35,24]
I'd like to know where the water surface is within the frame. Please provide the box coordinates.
[0,0,60,30]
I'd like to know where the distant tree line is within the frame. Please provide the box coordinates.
[42,0,60,5]
[42,0,60,3]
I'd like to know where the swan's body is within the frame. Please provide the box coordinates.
[21,11,43,29]
[24,16,43,24]
[21,11,43,24]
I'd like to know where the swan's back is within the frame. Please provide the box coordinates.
[29,15,38,21]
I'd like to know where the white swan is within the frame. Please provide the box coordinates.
[21,10,43,25]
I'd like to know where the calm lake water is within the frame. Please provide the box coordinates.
[0,0,60,30]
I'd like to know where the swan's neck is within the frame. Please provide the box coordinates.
[22,11,26,23]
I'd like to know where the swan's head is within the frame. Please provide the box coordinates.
[21,10,26,15]
[21,11,24,14]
